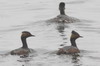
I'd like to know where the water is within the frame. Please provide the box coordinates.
[0,0,100,66]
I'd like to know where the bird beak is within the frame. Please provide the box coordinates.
[79,36,83,38]
[31,35,35,37]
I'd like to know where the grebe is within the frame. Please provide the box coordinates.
[57,30,82,55]
[10,31,35,55]
[48,2,80,23]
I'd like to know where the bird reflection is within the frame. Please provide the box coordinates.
[71,54,82,66]
[56,21,68,46]
[56,21,65,33]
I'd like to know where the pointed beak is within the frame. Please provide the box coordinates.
[31,35,35,37]
[79,36,83,38]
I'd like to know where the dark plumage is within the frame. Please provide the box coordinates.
[10,31,35,55]
[57,30,82,55]
[59,2,65,15]
[48,2,80,23]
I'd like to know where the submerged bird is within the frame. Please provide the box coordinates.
[10,31,35,55]
[48,2,80,23]
[57,30,82,55]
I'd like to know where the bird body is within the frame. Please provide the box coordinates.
[57,31,82,55]
[11,48,30,55]
[57,46,80,54]
[47,2,80,23]
[53,15,78,23]
[10,31,35,55]
[10,47,35,55]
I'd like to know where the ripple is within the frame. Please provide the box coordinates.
[66,0,88,4]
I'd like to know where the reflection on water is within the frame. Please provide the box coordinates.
[71,54,82,66]
[0,47,100,66]
[0,0,100,66]
[0,18,100,66]
[56,22,65,33]
[56,22,68,46]
[0,19,99,66]
[57,53,82,66]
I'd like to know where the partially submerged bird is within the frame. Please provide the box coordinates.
[57,30,82,55]
[48,2,80,23]
[10,31,35,55]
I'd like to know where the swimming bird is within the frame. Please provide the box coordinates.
[59,2,65,15]
[57,30,82,55]
[10,31,35,55]
[48,2,80,23]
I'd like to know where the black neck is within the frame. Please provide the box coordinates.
[21,37,28,48]
[70,38,77,47]
[60,9,65,15]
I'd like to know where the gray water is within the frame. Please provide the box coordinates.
[0,0,100,66]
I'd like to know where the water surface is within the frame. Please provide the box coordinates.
[0,0,100,66]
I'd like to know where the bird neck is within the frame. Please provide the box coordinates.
[60,9,65,15]
[21,37,28,48]
[70,38,77,47]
